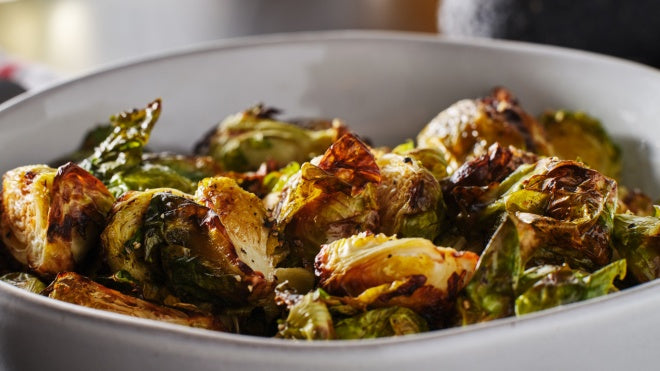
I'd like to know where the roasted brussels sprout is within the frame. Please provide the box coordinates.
[505,159,618,270]
[273,134,381,267]
[417,87,552,174]
[102,187,272,306]
[458,216,626,324]
[45,272,224,330]
[195,104,346,172]
[375,153,447,240]
[101,188,192,295]
[441,143,538,251]
[315,233,478,326]
[0,163,114,276]
[0,272,46,293]
[540,110,621,179]
[515,259,626,315]
[613,212,660,283]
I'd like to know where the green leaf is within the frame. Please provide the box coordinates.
[81,99,161,180]
[515,259,626,315]
[457,216,521,324]
[107,164,197,198]
[335,306,428,339]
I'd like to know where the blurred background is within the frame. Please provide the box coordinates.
[0,0,438,87]
[1,0,659,99]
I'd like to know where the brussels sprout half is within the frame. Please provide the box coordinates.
[273,134,381,268]
[0,163,114,276]
[276,289,336,340]
[334,306,429,339]
[506,159,618,271]
[417,87,552,174]
[194,176,284,282]
[196,104,346,172]
[315,233,478,326]
[102,187,272,307]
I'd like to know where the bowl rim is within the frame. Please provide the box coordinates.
[2,269,659,349]
[1,29,659,349]
[1,29,658,113]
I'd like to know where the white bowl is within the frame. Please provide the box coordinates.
[1,31,659,371]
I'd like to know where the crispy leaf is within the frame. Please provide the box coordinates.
[81,99,161,180]
[141,152,222,182]
[106,163,198,197]
[442,144,538,251]
[317,133,381,193]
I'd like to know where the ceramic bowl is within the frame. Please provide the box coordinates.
[1,31,659,371]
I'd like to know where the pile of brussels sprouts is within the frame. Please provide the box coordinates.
[0,87,657,340]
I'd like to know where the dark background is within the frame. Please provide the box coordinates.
[440,0,660,68]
